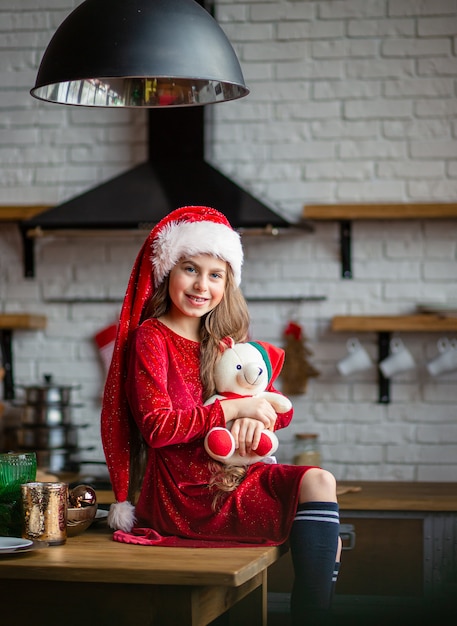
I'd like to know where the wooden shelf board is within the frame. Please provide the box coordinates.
[303,203,457,221]
[332,314,457,333]
[0,314,47,330]
[0,205,51,221]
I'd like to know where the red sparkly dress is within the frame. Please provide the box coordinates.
[124,318,311,546]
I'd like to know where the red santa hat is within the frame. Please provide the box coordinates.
[101,206,243,532]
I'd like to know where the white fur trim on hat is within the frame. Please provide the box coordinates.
[152,220,243,287]
[107,500,136,532]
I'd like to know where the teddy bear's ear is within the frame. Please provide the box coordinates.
[219,336,234,352]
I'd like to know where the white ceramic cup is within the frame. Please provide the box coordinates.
[426,338,457,377]
[337,338,373,376]
[379,338,416,378]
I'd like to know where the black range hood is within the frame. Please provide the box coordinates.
[20,107,295,277]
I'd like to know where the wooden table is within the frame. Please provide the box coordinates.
[0,525,284,626]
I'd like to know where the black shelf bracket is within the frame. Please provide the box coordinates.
[340,220,352,279]
[20,227,35,278]
[0,329,15,400]
[377,331,391,404]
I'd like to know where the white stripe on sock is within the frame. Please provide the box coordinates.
[294,509,340,524]
[295,509,339,517]
[294,515,340,524]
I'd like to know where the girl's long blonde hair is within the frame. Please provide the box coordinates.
[133,262,251,507]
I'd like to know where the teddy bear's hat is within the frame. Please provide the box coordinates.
[249,341,285,384]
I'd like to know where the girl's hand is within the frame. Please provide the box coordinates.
[229,417,267,457]
[220,396,278,430]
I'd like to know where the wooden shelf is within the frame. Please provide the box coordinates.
[0,314,47,330]
[0,314,47,400]
[332,314,457,404]
[332,314,457,333]
[303,202,457,221]
[302,203,457,279]
[0,205,50,221]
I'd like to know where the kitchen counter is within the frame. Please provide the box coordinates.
[269,481,457,604]
[0,524,284,626]
[95,480,457,512]
[2,481,455,623]
[336,480,457,512]
[336,481,457,598]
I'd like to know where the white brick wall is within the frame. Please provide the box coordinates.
[1,1,456,482]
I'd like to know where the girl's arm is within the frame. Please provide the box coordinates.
[125,326,226,448]
[220,396,279,429]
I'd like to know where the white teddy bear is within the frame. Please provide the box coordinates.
[204,338,292,465]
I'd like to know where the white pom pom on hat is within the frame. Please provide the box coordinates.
[107,500,136,532]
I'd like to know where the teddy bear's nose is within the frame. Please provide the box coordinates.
[244,363,263,385]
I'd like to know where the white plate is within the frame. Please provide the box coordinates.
[94,509,109,522]
[0,537,33,551]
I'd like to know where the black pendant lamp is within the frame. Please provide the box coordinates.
[30,0,249,107]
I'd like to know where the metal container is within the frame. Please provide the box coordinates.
[17,374,80,406]
[13,374,85,474]
[21,482,68,545]
[34,449,80,474]
[17,425,79,450]
[20,403,77,426]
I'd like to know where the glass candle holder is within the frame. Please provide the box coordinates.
[0,452,37,537]
[22,482,68,545]
[0,452,37,502]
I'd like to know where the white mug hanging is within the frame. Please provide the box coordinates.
[337,338,373,376]
[379,338,416,379]
[426,337,457,377]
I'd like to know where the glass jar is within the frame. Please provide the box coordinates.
[293,433,321,467]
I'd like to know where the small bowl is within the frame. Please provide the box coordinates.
[66,503,97,537]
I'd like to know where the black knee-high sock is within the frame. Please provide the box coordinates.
[289,501,340,624]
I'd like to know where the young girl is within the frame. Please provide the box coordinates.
[101,206,341,624]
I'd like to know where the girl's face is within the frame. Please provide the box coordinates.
[167,254,227,320]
